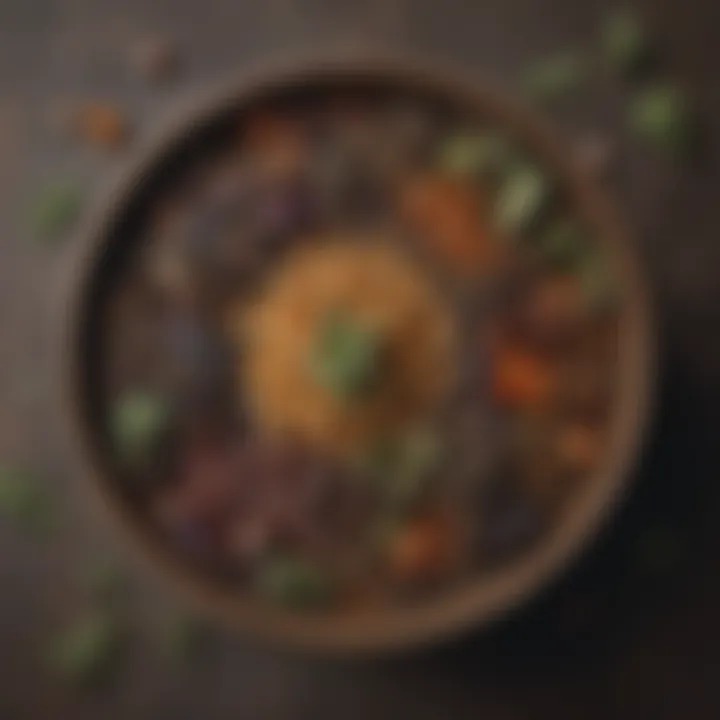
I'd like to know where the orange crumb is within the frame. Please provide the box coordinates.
[388,512,455,583]
[400,174,497,274]
[76,102,130,150]
[492,345,554,408]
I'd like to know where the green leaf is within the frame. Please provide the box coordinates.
[164,614,206,661]
[30,182,82,241]
[110,391,169,467]
[0,467,53,534]
[437,133,513,178]
[82,559,126,604]
[495,166,552,236]
[629,84,693,157]
[361,429,443,512]
[46,612,124,684]
[255,556,331,609]
[523,54,587,102]
[309,310,381,400]
[579,252,617,312]
[537,219,588,269]
[603,9,649,73]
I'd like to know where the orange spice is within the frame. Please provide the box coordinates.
[75,102,130,150]
[400,174,497,274]
[492,345,554,408]
[388,511,455,583]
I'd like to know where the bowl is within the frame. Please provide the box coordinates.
[65,57,654,654]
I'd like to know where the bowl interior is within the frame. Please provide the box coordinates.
[70,62,653,652]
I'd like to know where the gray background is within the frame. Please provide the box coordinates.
[1,0,720,718]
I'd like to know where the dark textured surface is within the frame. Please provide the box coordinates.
[1,0,720,718]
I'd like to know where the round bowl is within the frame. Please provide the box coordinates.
[65,57,654,654]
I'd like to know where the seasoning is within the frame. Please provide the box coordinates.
[110,391,169,468]
[629,84,693,158]
[46,612,125,684]
[256,556,331,609]
[523,54,587,103]
[495,166,551,236]
[603,9,650,74]
[75,102,130,150]
[29,182,82,242]
[309,310,381,400]
[0,467,53,534]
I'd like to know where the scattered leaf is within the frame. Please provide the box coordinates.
[82,559,126,604]
[537,219,587,269]
[0,467,53,534]
[164,614,206,661]
[388,431,444,510]
[309,310,381,399]
[603,9,650,73]
[437,133,513,178]
[629,84,693,158]
[29,182,82,241]
[46,612,124,684]
[361,430,443,513]
[523,54,587,102]
[256,556,331,609]
[578,252,617,312]
[110,391,169,467]
[495,166,552,236]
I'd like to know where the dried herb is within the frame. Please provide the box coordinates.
[256,556,331,609]
[437,133,513,178]
[523,54,587,102]
[46,612,124,684]
[629,84,693,158]
[82,559,126,605]
[0,467,53,534]
[361,429,443,512]
[537,219,587,269]
[309,310,381,399]
[603,9,650,74]
[110,391,169,467]
[164,614,206,661]
[495,166,552,236]
[30,182,82,241]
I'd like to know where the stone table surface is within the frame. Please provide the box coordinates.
[1,0,720,718]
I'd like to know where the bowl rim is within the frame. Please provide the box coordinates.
[63,53,656,655]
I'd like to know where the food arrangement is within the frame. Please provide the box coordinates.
[94,82,622,615]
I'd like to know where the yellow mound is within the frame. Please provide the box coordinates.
[234,240,457,456]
